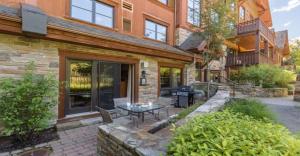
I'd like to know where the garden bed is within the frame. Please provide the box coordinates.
[0,127,58,153]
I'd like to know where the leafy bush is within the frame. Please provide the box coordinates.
[168,111,300,156]
[224,99,276,121]
[0,62,57,141]
[231,64,296,88]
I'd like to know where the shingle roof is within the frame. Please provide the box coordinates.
[0,5,192,57]
[178,32,206,51]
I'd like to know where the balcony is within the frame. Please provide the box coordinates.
[226,51,279,67]
[237,18,275,45]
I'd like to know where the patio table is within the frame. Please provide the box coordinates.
[117,103,164,122]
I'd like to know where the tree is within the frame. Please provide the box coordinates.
[290,40,300,66]
[200,0,238,67]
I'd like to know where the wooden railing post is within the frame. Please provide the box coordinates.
[255,32,261,64]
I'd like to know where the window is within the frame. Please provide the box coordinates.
[145,20,167,42]
[159,0,168,5]
[239,6,245,21]
[123,19,131,32]
[71,0,114,28]
[188,0,201,26]
[160,67,182,88]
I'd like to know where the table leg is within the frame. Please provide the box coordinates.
[142,113,144,122]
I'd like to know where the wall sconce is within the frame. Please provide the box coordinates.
[140,70,147,86]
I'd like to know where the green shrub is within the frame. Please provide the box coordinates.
[167,111,300,156]
[224,99,276,121]
[231,64,296,88]
[0,62,58,141]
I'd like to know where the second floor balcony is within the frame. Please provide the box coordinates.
[237,18,275,45]
[226,51,281,67]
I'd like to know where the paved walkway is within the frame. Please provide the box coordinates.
[49,124,99,156]
[257,96,300,133]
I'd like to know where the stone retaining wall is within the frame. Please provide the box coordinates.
[235,84,288,97]
[294,75,300,101]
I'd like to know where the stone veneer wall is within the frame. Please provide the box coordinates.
[0,33,195,121]
[175,28,193,46]
[186,62,196,85]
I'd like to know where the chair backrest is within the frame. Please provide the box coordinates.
[113,97,130,107]
[99,108,113,123]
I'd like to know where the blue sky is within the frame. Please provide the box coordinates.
[270,0,300,42]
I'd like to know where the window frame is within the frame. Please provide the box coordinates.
[187,0,201,26]
[144,19,168,43]
[70,0,115,28]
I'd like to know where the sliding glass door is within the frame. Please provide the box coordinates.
[98,62,121,110]
[66,60,93,114]
[65,59,130,115]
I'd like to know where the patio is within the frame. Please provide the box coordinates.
[2,106,183,156]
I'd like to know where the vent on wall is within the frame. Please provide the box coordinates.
[123,2,133,11]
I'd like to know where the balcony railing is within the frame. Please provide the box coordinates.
[237,18,275,45]
[226,51,279,67]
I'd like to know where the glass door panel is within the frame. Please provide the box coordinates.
[66,60,92,115]
[98,62,121,110]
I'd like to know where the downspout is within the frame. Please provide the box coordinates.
[174,0,177,46]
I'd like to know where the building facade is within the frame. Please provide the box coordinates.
[0,0,289,123]
[225,0,290,76]
[0,0,203,123]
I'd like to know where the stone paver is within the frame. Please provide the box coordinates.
[49,124,99,156]
[257,96,300,133]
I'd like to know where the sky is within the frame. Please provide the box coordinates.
[270,0,300,42]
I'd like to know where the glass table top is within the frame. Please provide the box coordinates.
[117,103,164,113]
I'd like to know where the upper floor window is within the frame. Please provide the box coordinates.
[71,0,114,28]
[239,6,245,21]
[159,0,168,5]
[188,0,201,26]
[145,20,167,42]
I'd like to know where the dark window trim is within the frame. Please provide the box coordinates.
[70,0,115,28]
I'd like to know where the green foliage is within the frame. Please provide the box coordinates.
[200,0,238,62]
[290,40,300,66]
[167,111,300,156]
[175,101,204,121]
[0,62,58,140]
[230,64,296,88]
[224,99,276,121]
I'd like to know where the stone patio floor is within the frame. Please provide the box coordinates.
[1,107,182,156]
